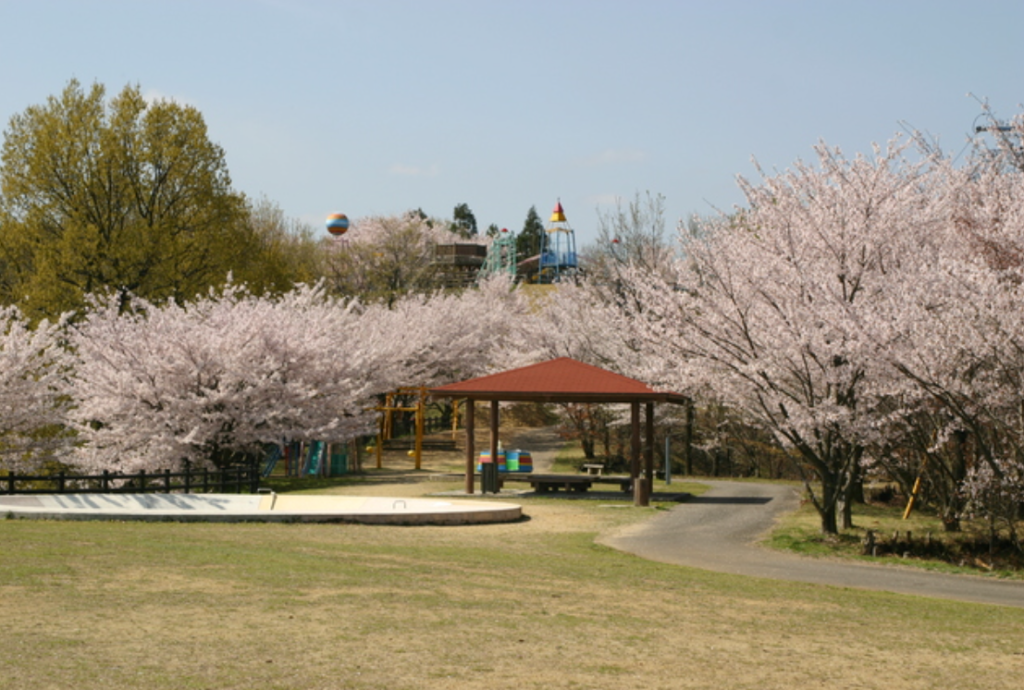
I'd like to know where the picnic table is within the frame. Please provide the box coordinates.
[524,473,632,494]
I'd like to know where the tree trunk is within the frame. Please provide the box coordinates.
[815,469,842,535]
[942,429,968,533]
[849,459,865,504]
[840,493,854,530]
[683,402,694,475]
[820,500,839,534]
[840,463,857,530]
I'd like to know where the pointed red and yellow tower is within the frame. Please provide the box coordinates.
[540,199,579,283]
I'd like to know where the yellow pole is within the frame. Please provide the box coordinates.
[902,475,923,520]
[383,393,394,440]
[414,392,424,471]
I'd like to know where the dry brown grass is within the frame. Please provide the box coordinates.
[3,429,1023,689]
[3,482,1024,690]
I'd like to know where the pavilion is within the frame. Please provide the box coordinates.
[429,357,688,506]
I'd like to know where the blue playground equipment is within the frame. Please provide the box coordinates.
[261,444,283,478]
[539,200,578,283]
[262,441,351,478]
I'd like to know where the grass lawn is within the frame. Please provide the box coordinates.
[3,475,1024,690]
[765,490,1024,580]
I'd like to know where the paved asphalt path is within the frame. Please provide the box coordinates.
[599,480,1024,608]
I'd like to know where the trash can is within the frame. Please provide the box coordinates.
[481,461,500,494]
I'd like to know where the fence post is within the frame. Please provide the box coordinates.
[139,469,146,492]
[102,470,110,492]
[183,461,192,495]
[164,469,172,493]
[57,471,65,494]
[202,468,209,494]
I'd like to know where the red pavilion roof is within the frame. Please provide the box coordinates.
[430,357,686,404]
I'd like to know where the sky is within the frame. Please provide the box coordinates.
[2,0,1024,248]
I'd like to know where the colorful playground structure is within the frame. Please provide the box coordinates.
[261,440,355,478]
[539,200,579,283]
[479,227,517,279]
[261,391,543,479]
[476,447,533,473]
[375,386,454,470]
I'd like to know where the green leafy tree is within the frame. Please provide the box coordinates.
[0,80,252,319]
[516,205,545,259]
[240,196,324,293]
[451,202,478,238]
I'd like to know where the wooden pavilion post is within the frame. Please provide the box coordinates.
[414,388,424,471]
[632,401,647,506]
[489,400,500,492]
[464,398,475,495]
[644,401,655,504]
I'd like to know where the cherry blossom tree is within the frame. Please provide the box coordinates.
[65,275,526,474]
[372,274,528,387]
[0,307,72,471]
[616,132,1024,537]
[624,141,939,533]
[961,455,1024,552]
[859,159,1024,539]
[67,284,402,472]
[363,274,530,431]
[511,280,640,373]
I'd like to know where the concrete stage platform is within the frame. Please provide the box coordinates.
[0,493,522,525]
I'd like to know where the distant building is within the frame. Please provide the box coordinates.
[433,243,488,287]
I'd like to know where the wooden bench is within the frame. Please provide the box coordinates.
[581,463,604,476]
[526,474,594,493]
[592,476,633,492]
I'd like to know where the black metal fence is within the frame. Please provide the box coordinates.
[0,465,260,496]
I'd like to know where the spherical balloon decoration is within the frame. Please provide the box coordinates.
[326,213,349,236]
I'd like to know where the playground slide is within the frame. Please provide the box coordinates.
[303,441,326,476]
[261,444,283,478]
